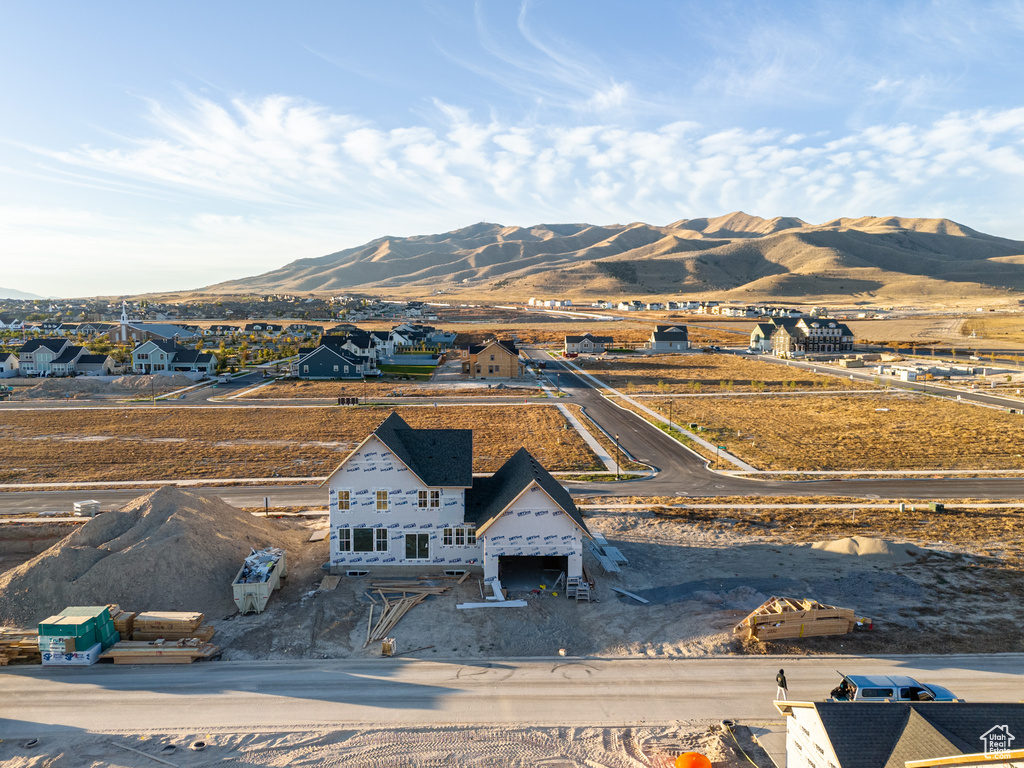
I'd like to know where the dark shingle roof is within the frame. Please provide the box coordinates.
[52,346,86,364]
[464,447,590,536]
[374,412,473,488]
[815,703,1024,768]
[565,334,613,344]
[76,354,111,365]
[18,338,67,354]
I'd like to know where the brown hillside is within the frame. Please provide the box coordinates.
[203,213,1024,303]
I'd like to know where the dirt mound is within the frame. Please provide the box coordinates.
[15,378,108,399]
[0,486,307,626]
[109,373,196,391]
[15,374,196,400]
[811,535,926,563]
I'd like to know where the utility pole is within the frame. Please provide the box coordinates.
[614,434,620,480]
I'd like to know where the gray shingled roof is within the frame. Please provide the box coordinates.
[464,447,590,536]
[815,703,1024,768]
[18,338,67,354]
[374,412,473,488]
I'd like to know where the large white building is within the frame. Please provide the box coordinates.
[324,413,591,592]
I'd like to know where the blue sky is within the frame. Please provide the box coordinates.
[3,1,1024,297]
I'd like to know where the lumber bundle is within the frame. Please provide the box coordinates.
[733,596,867,641]
[131,612,215,642]
[99,638,220,665]
[364,582,451,647]
[0,627,42,665]
[106,605,136,641]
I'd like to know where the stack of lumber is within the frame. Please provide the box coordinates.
[733,596,864,641]
[0,628,42,665]
[106,605,136,641]
[364,581,451,647]
[99,638,220,665]
[131,612,215,642]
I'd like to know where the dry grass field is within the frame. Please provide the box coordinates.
[243,379,540,399]
[961,315,1024,346]
[579,353,871,393]
[641,392,1024,470]
[0,405,602,484]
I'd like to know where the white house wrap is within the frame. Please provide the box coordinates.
[324,413,590,582]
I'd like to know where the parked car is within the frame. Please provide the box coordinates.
[828,674,959,702]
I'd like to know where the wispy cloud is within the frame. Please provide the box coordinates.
[12,91,1024,295]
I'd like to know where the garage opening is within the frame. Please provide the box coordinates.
[497,555,567,591]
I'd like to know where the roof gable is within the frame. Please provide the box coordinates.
[465,448,590,536]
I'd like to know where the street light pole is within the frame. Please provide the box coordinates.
[614,434,620,481]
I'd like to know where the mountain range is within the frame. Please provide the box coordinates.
[0,286,42,300]
[204,213,1024,302]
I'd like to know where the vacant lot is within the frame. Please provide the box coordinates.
[244,379,542,400]
[579,353,870,393]
[961,315,1024,346]
[642,392,1024,470]
[0,405,602,483]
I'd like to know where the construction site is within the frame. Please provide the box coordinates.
[2,486,1021,669]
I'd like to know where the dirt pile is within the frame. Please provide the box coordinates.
[110,373,196,391]
[0,486,307,626]
[811,535,926,563]
[15,374,197,400]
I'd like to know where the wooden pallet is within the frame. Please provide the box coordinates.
[99,639,219,665]
[733,596,862,641]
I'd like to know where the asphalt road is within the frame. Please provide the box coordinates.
[2,655,1020,736]
[537,355,1024,499]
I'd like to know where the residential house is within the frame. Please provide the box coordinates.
[75,354,116,376]
[293,341,369,380]
[770,318,854,357]
[325,413,592,588]
[243,323,283,336]
[286,323,324,338]
[777,701,1024,768]
[0,352,18,378]
[649,325,689,351]
[76,322,115,336]
[16,338,89,376]
[564,333,613,355]
[0,315,27,330]
[461,339,524,379]
[132,340,216,375]
[203,325,240,336]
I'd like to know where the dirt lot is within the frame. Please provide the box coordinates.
[639,391,1024,471]
[243,378,543,400]
[7,491,1021,665]
[578,353,872,393]
[0,722,760,768]
[0,405,602,483]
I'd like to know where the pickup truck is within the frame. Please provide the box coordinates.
[828,674,959,702]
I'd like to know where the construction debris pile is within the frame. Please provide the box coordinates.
[233,547,287,614]
[236,547,286,583]
[0,486,304,626]
[733,596,871,641]
[364,576,467,648]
